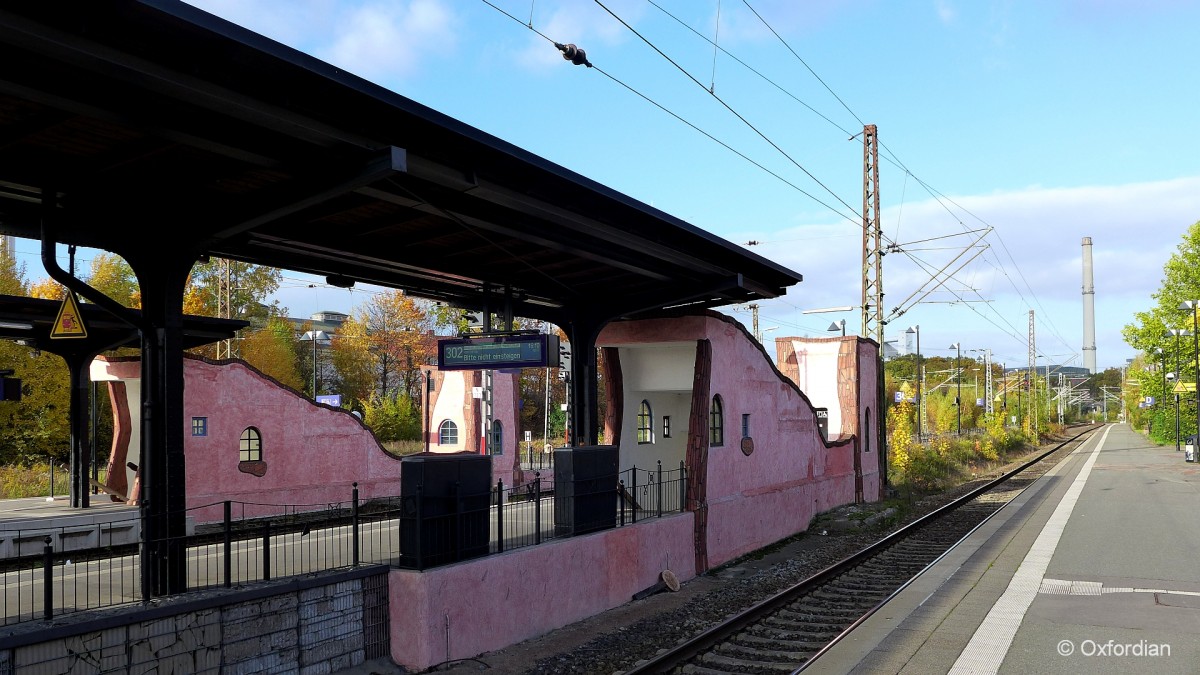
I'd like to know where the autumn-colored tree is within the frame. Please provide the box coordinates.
[0,253,70,464]
[239,317,303,391]
[359,291,439,401]
[27,278,63,300]
[86,252,140,308]
[329,315,375,410]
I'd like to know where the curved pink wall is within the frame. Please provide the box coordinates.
[599,312,880,567]
[95,356,403,523]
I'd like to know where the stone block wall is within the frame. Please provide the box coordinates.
[0,568,389,674]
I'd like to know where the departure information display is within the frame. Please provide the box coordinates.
[438,333,560,370]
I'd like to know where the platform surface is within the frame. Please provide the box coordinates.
[815,423,1200,674]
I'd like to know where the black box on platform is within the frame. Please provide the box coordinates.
[554,445,619,537]
[399,452,491,568]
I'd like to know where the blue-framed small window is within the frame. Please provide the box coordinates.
[191,417,208,437]
[741,414,751,438]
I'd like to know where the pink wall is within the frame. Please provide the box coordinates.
[93,356,403,523]
[422,366,521,488]
[599,311,880,568]
[388,513,695,671]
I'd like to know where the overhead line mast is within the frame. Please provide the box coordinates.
[861,124,882,345]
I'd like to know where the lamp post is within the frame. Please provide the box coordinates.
[950,342,962,435]
[828,319,846,336]
[907,326,921,440]
[1168,328,1189,451]
[300,330,329,399]
[1181,301,1200,459]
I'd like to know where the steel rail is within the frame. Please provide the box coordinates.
[625,423,1101,674]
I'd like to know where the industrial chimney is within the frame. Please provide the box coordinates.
[1082,236,1096,374]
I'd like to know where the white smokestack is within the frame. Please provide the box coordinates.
[1082,236,1096,374]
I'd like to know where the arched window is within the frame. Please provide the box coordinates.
[439,420,459,446]
[239,427,262,462]
[710,395,724,447]
[864,409,872,453]
[637,400,653,444]
[490,419,503,455]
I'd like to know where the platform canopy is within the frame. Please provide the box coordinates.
[0,1,801,325]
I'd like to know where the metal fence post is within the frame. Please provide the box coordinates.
[534,473,542,546]
[619,480,626,526]
[262,522,271,582]
[495,479,505,553]
[351,482,360,567]
[656,460,663,517]
[631,466,638,523]
[679,461,686,512]
[223,501,232,588]
[42,536,53,621]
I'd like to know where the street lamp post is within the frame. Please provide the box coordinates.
[1168,328,1189,451]
[301,330,330,400]
[950,342,962,435]
[1181,301,1200,459]
[828,319,846,336]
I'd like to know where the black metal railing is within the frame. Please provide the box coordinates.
[0,462,689,626]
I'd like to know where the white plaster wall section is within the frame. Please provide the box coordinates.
[616,343,696,391]
[617,345,694,476]
[789,339,843,435]
[431,372,467,453]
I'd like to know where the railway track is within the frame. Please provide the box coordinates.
[626,424,1100,675]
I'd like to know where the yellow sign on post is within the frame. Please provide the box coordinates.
[1173,381,1196,394]
[50,293,87,339]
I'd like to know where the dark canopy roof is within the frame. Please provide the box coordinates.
[0,294,248,355]
[0,1,801,323]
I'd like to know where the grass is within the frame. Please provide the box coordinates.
[0,462,106,500]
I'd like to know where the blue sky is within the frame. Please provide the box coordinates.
[18,1,1200,371]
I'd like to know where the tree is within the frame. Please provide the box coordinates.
[359,291,440,401]
[1123,220,1200,443]
[0,253,69,464]
[239,317,304,391]
[329,315,376,410]
[86,253,140,308]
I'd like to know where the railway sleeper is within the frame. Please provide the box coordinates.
[827,577,912,592]
[733,631,829,651]
[758,617,846,635]
[696,650,804,673]
[775,605,865,621]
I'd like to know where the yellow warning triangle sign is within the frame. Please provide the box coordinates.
[50,293,88,339]
[1174,381,1196,393]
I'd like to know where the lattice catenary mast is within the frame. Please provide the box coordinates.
[1028,310,1037,431]
[861,125,883,346]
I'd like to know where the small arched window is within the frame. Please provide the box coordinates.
[637,400,653,444]
[239,427,262,462]
[710,395,724,447]
[864,409,872,453]
[490,419,503,455]
[439,420,459,446]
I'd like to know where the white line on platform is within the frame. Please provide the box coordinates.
[948,425,1112,675]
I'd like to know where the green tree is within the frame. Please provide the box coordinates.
[1123,220,1200,443]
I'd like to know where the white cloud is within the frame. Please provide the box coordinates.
[322,0,456,82]
[750,177,1200,369]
